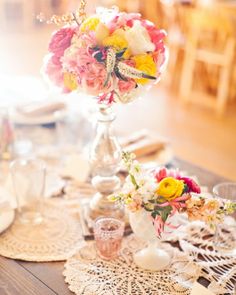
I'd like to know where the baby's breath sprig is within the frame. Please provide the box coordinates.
[37,0,87,26]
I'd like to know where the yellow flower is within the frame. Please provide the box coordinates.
[80,17,100,32]
[63,72,78,91]
[123,49,131,59]
[132,54,156,85]
[102,32,129,56]
[156,177,184,201]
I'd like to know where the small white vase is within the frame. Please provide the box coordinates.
[129,209,171,271]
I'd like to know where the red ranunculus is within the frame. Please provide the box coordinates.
[180,177,201,194]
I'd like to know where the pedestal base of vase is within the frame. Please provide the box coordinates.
[133,242,171,271]
[89,174,123,220]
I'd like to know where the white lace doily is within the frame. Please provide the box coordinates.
[64,235,201,295]
[179,221,236,295]
[0,201,83,261]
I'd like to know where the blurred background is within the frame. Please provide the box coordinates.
[0,0,236,180]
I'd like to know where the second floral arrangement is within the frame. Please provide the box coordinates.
[110,152,236,237]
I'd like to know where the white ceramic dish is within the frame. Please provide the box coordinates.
[11,109,66,125]
[0,207,15,234]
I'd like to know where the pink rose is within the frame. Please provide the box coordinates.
[118,79,136,94]
[179,177,201,194]
[49,27,75,57]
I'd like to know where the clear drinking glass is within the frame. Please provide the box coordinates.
[10,158,46,224]
[94,217,125,260]
[213,182,236,250]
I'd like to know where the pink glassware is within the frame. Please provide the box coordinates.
[94,217,125,260]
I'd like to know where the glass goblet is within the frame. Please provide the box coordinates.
[213,182,236,251]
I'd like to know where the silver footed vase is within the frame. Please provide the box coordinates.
[89,104,123,219]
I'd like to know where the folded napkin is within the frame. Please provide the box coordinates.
[60,153,90,182]
[16,100,66,117]
[120,130,167,158]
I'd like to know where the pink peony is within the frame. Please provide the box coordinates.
[44,55,64,89]
[49,27,75,57]
[179,177,201,194]
[118,79,136,94]
[62,46,96,77]
[81,62,112,96]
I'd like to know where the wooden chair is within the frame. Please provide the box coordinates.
[179,7,235,115]
[159,0,188,91]
[0,0,35,31]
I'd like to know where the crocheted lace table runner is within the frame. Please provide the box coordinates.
[179,221,236,294]
[64,235,202,295]
[64,221,236,295]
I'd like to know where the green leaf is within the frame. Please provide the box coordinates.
[141,73,156,80]
[114,67,128,81]
[183,183,189,194]
[116,48,127,58]
[92,46,100,51]
[161,211,170,222]
[144,203,154,211]
[160,206,172,222]
[130,174,139,190]
[148,199,156,204]
[156,196,168,204]
[94,52,105,62]
[155,205,172,212]
[151,211,160,219]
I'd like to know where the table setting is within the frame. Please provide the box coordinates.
[0,1,236,294]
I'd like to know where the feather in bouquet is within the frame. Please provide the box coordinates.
[43,2,166,104]
[110,152,236,237]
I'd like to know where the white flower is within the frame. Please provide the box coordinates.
[125,21,155,55]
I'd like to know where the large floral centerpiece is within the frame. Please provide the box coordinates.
[44,3,166,103]
[43,1,167,218]
[110,152,236,270]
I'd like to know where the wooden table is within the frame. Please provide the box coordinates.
[0,158,227,295]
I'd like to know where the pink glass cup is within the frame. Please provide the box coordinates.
[94,217,125,260]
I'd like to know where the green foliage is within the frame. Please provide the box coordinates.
[150,205,172,222]
[116,48,127,58]
[130,174,139,190]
